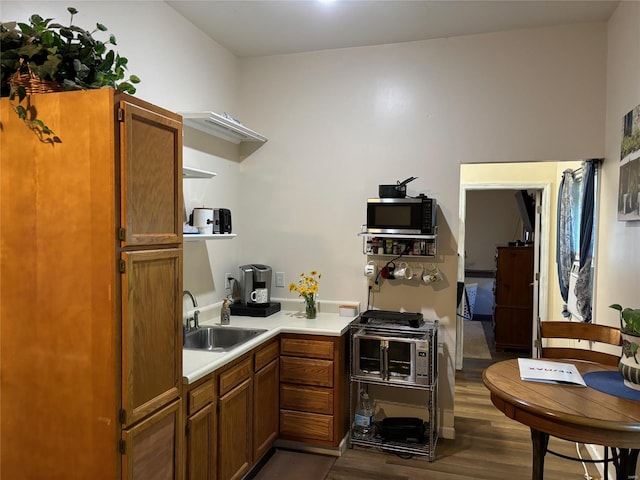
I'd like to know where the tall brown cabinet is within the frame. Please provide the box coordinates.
[0,89,184,479]
[494,245,534,353]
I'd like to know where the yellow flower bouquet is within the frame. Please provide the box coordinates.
[289,270,321,319]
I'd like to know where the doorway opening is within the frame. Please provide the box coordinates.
[456,178,551,370]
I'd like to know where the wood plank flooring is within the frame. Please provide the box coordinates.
[327,352,603,480]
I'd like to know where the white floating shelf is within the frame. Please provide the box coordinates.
[183,166,217,179]
[180,111,268,145]
[184,233,237,242]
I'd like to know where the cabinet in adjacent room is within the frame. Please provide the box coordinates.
[494,245,534,352]
[0,89,183,480]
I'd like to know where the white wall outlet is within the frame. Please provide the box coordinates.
[368,277,380,292]
[225,273,233,290]
[275,272,285,288]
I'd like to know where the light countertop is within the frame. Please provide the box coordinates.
[183,310,355,384]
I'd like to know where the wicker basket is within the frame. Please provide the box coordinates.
[9,61,63,95]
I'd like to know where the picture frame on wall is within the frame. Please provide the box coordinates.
[618,104,640,221]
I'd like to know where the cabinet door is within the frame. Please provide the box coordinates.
[122,248,183,425]
[119,99,182,247]
[253,358,279,460]
[187,403,216,480]
[122,399,182,480]
[218,378,252,480]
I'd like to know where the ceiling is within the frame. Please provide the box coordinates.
[167,0,619,58]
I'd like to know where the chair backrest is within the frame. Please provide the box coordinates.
[540,321,621,366]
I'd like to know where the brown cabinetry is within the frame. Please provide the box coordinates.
[494,245,534,352]
[0,90,183,479]
[279,334,349,447]
[185,378,217,480]
[218,359,253,480]
[253,339,280,460]
[122,399,183,480]
[183,338,279,480]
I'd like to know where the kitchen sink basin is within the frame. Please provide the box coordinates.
[184,325,267,351]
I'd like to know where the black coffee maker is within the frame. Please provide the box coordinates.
[230,264,281,317]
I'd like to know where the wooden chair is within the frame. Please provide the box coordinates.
[539,320,621,366]
[538,320,622,478]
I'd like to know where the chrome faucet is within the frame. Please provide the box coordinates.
[183,290,200,331]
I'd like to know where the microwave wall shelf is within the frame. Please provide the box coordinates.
[358,230,438,257]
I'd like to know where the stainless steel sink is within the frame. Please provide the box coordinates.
[184,325,267,351]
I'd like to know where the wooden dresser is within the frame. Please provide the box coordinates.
[494,245,534,352]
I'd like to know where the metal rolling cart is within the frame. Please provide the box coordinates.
[348,310,438,460]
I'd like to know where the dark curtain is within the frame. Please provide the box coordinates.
[575,159,600,323]
[556,170,575,317]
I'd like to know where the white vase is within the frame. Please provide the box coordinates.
[619,331,640,390]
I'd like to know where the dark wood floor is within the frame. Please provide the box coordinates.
[327,345,603,479]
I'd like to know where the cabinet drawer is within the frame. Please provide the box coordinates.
[255,339,279,371]
[188,378,215,415]
[219,357,252,396]
[280,410,333,443]
[280,384,333,415]
[280,357,333,387]
[280,337,334,360]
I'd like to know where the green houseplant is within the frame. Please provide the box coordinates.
[610,303,640,390]
[1,6,140,142]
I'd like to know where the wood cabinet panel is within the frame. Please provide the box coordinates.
[494,307,533,351]
[279,410,334,443]
[186,403,216,480]
[218,379,253,480]
[188,379,216,416]
[120,100,182,247]
[122,399,182,480]
[253,358,279,460]
[494,246,534,352]
[278,333,348,448]
[280,357,334,387]
[219,357,252,396]
[122,248,183,425]
[0,89,119,480]
[1,90,184,479]
[280,337,334,360]
[280,384,334,415]
[254,339,279,371]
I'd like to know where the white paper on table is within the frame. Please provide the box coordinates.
[517,358,587,387]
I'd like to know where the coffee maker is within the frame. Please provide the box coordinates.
[230,264,281,317]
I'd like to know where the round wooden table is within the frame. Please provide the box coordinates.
[483,359,640,480]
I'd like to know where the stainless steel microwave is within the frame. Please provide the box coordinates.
[366,196,436,235]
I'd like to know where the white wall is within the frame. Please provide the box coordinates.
[237,25,607,437]
[465,189,522,270]
[598,2,640,326]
